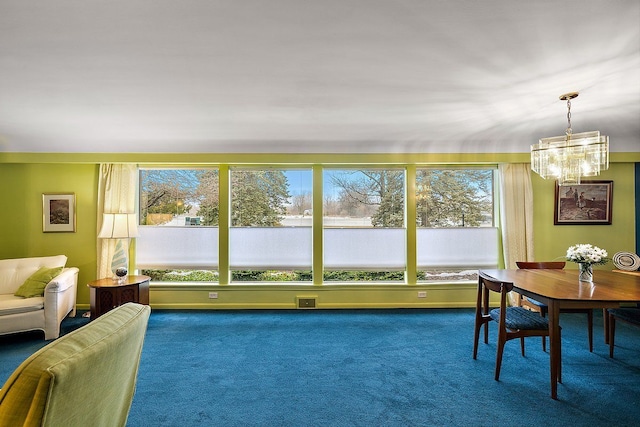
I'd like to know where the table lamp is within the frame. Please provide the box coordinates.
[98,213,139,280]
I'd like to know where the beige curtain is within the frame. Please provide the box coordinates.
[97,164,137,278]
[499,163,534,269]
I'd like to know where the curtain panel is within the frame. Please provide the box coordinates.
[499,163,534,269]
[97,164,138,278]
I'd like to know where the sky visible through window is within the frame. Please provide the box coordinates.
[284,169,342,199]
[285,170,400,200]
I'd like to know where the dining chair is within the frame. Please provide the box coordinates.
[607,306,640,358]
[516,261,594,352]
[473,271,555,381]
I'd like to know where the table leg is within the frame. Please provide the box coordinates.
[548,300,561,400]
[603,308,609,344]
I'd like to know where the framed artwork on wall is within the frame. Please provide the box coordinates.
[554,181,613,225]
[43,193,76,232]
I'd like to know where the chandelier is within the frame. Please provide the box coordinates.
[531,92,609,185]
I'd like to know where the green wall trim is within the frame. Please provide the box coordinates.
[2,152,639,165]
[0,152,529,164]
[145,282,479,309]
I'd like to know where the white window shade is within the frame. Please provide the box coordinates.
[229,227,312,269]
[417,227,499,268]
[324,228,406,270]
[136,227,219,269]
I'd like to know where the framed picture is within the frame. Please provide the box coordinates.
[554,181,613,225]
[43,193,76,232]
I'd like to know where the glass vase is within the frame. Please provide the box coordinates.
[578,263,593,282]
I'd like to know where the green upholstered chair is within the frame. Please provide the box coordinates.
[0,302,151,427]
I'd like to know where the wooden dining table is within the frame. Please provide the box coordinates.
[479,268,640,399]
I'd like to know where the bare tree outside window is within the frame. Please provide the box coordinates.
[325,169,405,228]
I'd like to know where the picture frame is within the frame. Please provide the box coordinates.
[43,193,76,232]
[554,181,613,225]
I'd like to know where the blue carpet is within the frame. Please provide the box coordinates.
[2,309,639,426]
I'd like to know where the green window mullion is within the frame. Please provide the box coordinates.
[406,165,417,285]
[218,165,230,285]
[312,164,323,285]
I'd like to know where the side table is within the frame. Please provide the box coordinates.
[88,275,150,319]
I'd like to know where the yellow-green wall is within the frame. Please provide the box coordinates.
[531,163,637,268]
[0,163,99,304]
[0,154,637,310]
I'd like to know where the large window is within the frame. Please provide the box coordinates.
[135,165,499,284]
[137,168,219,282]
[416,168,497,282]
[229,168,313,282]
[323,169,406,282]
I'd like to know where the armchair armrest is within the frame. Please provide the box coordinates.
[44,267,80,294]
[43,267,79,339]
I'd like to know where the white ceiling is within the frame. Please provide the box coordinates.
[1,0,638,154]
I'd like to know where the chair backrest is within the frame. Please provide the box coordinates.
[516,261,565,269]
[478,271,514,294]
[0,303,151,427]
[477,271,514,314]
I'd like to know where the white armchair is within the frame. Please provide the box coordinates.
[0,255,78,340]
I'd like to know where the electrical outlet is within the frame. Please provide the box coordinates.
[208,292,218,299]
[417,291,427,298]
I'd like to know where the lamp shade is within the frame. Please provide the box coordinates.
[98,213,139,239]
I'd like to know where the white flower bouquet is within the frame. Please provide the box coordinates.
[566,244,609,266]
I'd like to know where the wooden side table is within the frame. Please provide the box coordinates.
[88,275,150,319]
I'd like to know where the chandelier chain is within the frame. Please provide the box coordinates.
[566,98,572,137]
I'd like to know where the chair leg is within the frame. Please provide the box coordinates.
[558,328,562,384]
[495,337,506,381]
[473,315,490,359]
[473,323,481,359]
[609,314,616,358]
[587,310,593,352]
[483,320,489,344]
[603,309,609,344]
[540,309,547,352]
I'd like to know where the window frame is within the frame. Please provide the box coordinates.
[135,163,499,285]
